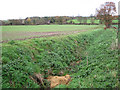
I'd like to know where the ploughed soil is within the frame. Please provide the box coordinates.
[1,30,88,43]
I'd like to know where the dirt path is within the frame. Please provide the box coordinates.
[1,30,89,43]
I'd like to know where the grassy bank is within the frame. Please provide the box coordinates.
[2,27,118,88]
[56,28,118,88]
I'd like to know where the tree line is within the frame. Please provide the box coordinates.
[0,15,118,26]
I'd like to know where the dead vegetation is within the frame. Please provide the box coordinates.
[30,73,45,87]
[47,74,71,88]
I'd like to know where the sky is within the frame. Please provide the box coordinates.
[0,0,119,20]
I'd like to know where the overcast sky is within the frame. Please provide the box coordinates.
[0,0,119,20]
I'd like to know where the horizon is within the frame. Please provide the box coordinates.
[0,0,119,20]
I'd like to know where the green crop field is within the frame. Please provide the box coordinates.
[67,19,100,24]
[67,19,118,24]
[112,20,118,23]
[2,25,99,32]
[2,25,99,42]
[1,25,119,88]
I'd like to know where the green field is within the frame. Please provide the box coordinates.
[67,19,118,24]
[2,25,99,32]
[2,25,119,88]
[2,25,100,41]
[112,20,118,23]
[67,19,100,24]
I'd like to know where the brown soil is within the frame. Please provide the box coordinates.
[47,74,71,88]
[1,30,88,43]
[30,73,71,88]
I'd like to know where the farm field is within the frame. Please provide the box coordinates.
[67,19,100,24]
[67,19,118,24]
[2,25,99,42]
[1,25,119,88]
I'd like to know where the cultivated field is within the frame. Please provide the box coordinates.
[2,25,99,42]
[67,19,118,24]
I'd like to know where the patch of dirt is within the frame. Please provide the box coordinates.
[30,73,71,88]
[46,74,71,88]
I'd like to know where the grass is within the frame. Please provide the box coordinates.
[2,25,119,88]
[64,28,118,88]
[67,19,118,24]
[2,25,98,32]
[67,19,100,24]
[2,25,99,41]
[112,20,118,23]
